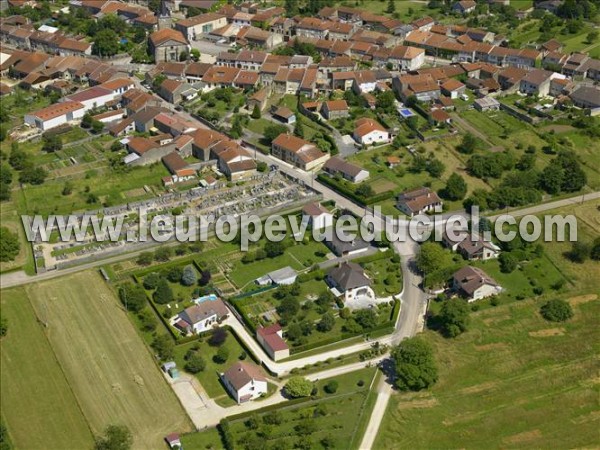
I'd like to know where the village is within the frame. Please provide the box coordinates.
[0,0,599,449]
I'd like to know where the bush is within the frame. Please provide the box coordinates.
[118,284,147,313]
[392,337,438,391]
[323,380,338,394]
[209,327,228,346]
[540,298,573,322]
[181,265,197,286]
[184,351,206,373]
[499,252,518,273]
[143,273,161,290]
[284,376,313,398]
[214,346,229,363]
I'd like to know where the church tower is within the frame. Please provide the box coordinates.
[157,0,172,30]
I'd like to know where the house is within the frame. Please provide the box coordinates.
[453,266,502,301]
[172,296,229,335]
[247,87,269,111]
[440,78,466,99]
[271,106,296,124]
[159,78,196,104]
[519,69,554,97]
[162,152,195,183]
[397,187,443,217]
[210,140,257,180]
[326,262,375,304]
[569,86,600,111]
[64,86,116,111]
[430,108,452,125]
[302,202,333,230]
[353,118,389,146]
[237,25,283,49]
[474,96,500,111]
[24,101,85,131]
[442,232,501,260]
[255,267,298,286]
[452,0,477,14]
[321,99,349,120]
[221,361,268,403]
[388,45,425,71]
[174,13,227,40]
[256,324,289,361]
[271,133,330,171]
[322,157,370,183]
[295,17,330,40]
[324,233,370,257]
[148,28,189,63]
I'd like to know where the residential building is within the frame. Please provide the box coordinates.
[396,187,443,217]
[324,233,370,257]
[453,266,502,301]
[440,78,466,99]
[24,100,85,130]
[569,86,600,111]
[148,28,190,63]
[326,262,375,304]
[271,106,296,124]
[256,324,290,361]
[271,133,330,171]
[322,157,370,183]
[474,96,500,111]
[442,232,501,260]
[353,118,389,146]
[221,362,268,403]
[519,69,554,97]
[452,0,477,14]
[321,99,349,120]
[302,202,334,230]
[172,297,230,334]
[174,13,227,40]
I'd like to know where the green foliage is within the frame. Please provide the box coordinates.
[540,299,574,323]
[118,283,147,313]
[457,133,477,154]
[0,227,20,262]
[184,350,206,373]
[323,380,339,394]
[591,238,600,261]
[151,334,174,361]
[214,346,230,364]
[567,241,591,263]
[354,308,378,331]
[94,425,132,450]
[417,242,446,273]
[153,279,173,304]
[392,337,438,391]
[264,124,288,145]
[251,104,261,119]
[136,252,153,266]
[93,29,120,57]
[181,265,197,286]
[442,173,467,201]
[499,252,518,273]
[284,377,313,398]
[42,134,62,152]
[438,300,470,338]
[316,312,335,332]
[19,166,47,185]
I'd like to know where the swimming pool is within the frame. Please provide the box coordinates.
[400,108,415,118]
[193,294,218,304]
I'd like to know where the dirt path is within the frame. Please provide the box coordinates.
[450,113,495,147]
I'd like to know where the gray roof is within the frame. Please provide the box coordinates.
[328,262,371,290]
[179,298,228,325]
[569,86,600,108]
[324,232,370,256]
[268,266,297,284]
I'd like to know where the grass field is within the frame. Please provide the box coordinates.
[20,271,192,449]
[0,200,32,274]
[0,287,94,450]
[375,295,600,449]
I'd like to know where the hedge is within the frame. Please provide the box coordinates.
[224,396,316,423]
[353,249,394,265]
[317,174,396,206]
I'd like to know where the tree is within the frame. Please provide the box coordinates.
[92,120,104,134]
[19,166,47,185]
[540,299,574,322]
[214,346,229,363]
[264,241,285,258]
[143,272,161,290]
[199,269,211,286]
[263,124,287,145]
[556,151,586,192]
[438,300,469,337]
[442,173,467,200]
[355,183,374,198]
[354,308,377,330]
[209,327,228,346]
[416,242,446,273]
[93,29,119,57]
[251,104,261,119]
[82,113,93,128]
[9,147,28,170]
[499,252,518,273]
[153,279,173,304]
[386,0,396,14]
[118,284,147,312]
[316,312,335,332]
[392,337,438,391]
[154,246,172,262]
[138,309,157,332]
[179,50,188,61]
[0,314,7,337]
[94,425,132,450]
[190,48,201,61]
[591,237,600,261]
[284,0,299,16]
[457,133,477,154]
[42,134,62,152]
[284,376,313,398]
[62,180,73,196]
[152,334,174,360]
[323,380,338,394]
[181,265,197,286]
[541,163,564,195]
[0,227,20,262]
[567,241,590,263]
[137,251,153,266]
[427,158,445,178]
[166,266,183,282]
[293,118,305,138]
[277,296,300,320]
[586,30,599,44]
[185,351,206,373]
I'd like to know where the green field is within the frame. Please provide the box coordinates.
[0,287,94,450]
[375,295,600,449]
[8,271,192,449]
[0,200,32,274]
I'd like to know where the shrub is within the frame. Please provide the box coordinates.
[323,380,338,394]
[284,377,313,398]
[540,298,573,322]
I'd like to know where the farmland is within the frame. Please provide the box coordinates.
[375,295,600,449]
[19,271,192,449]
[0,287,94,450]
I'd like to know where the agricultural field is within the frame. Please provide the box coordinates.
[0,287,94,450]
[375,295,600,449]
[21,271,192,449]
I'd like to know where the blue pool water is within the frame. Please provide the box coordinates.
[194,294,218,304]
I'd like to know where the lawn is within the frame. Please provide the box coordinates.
[355,0,430,19]
[22,271,192,449]
[0,199,32,274]
[0,287,94,450]
[375,295,600,448]
[173,328,252,403]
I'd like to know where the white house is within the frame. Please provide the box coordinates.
[397,187,443,217]
[64,86,117,112]
[327,262,375,304]
[442,232,501,261]
[172,297,229,334]
[24,101,85,131]
[453,266,502,302]
[302,202,333,230]
[353,118,390,146]
[221,361,268,403]
[255,267,298,286]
